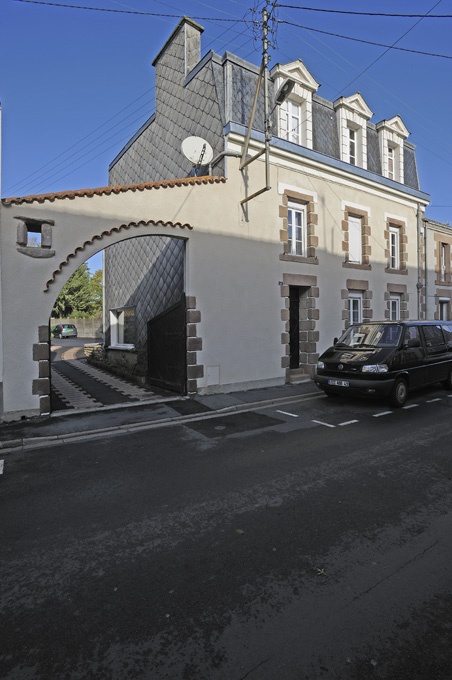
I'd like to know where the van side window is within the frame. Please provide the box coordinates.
[405,326,420,343]
[441,324,452,348]
[422,325,445,347]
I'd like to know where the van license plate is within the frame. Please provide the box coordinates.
[328,379,349,387]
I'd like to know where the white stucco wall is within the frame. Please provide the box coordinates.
[0,136,430,420]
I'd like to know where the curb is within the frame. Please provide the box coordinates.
[0,390,322,454]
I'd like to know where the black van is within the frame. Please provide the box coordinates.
[314,321,452,407]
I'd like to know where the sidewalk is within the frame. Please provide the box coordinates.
[0,381,319,453]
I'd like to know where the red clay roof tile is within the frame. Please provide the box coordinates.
[2,176,226,206]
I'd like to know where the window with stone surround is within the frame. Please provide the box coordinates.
[287,202,307,256]
[342,279,373,328]
[439,297,450,321]
[385,284,408,320]
[280,189,318,264]
[348,291,362,324]
[438,242,451,283]
[385,218,407,274]
[389,294,401,320]
[389,226,400,270]
[342,206,371,269]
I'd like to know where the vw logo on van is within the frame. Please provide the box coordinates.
[338,364,344,371]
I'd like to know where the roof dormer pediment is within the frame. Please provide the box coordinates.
[376,115,410,139]
[270,60,320,94]
[333,93,373,120]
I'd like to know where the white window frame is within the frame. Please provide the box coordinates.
[440,243,447,282]
[348,127,357,165]
[348,215,362,264]
[439,298,449,321]
[348,292,363,325]
[283,100,301,145]
[109,307,136,349]
[389,225,400,270]
[388,145,395,180]
[389,294,401,321]
[287,202,307,257]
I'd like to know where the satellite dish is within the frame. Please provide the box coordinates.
[181,136,214,166]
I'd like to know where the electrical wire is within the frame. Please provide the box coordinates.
[276,6,452,18]
[13,0,248,21]
[277,19,452,59]
[330,0,445,96]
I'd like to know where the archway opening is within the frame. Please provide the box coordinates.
[49,234,187,413]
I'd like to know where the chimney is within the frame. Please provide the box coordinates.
[152,17,204,78]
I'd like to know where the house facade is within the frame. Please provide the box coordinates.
[0,17,449,421]
[423,219,452,321]
[104,17,430,392]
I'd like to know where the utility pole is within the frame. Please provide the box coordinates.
[240,5,271,205]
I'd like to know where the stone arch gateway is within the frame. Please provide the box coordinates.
[0,178,224,421]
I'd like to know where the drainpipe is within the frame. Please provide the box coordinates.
[424,218,428,320]
[417,204,422,319]
[208,150,241,176]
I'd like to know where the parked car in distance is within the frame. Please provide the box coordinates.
[314,321,452,407]
[52,323,78,339]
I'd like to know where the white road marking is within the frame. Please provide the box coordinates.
[403,404,418,409]
[276,410,298,417]
[373,411,393,417]
[312,420,336,428]
[338,419,359,426]
[0,460,4,474]
[426,398,442,403]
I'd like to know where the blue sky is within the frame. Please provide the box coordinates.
[1,0,451,273]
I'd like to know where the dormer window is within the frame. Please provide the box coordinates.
[270,59,320,151]
[333,93,373,170]
[377,116,409,183]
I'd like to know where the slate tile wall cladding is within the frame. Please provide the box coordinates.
[109,19,420,191]
[404,144,420,190]
[109,25,225,186]
[367,126,382,175]
[104,235,185,375]
[311,98,340,159]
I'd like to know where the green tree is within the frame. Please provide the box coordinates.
[90,269,103,316]
[52,263,94,318]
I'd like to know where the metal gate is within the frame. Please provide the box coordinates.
[147,295,187,393]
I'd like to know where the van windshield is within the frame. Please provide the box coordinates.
[336,324,402,349]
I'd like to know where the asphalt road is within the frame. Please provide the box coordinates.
[2,386,452,679]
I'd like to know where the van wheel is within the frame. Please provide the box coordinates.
[443,367,452,390]
[389,378,408,408]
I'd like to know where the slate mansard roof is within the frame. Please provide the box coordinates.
[109,17,420,193]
